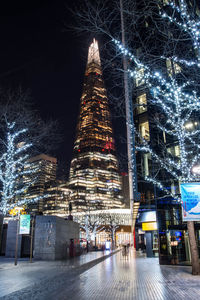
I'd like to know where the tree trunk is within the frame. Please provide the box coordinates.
[112,230,115,250]
[187,221,200,275]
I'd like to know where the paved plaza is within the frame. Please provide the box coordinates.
[0,250,200,299]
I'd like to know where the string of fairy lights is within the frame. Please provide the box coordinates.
[162,0,200,64]
[112,1,200,196]
[0,122,44,215]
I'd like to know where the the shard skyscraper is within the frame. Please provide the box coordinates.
[69,39,123,212]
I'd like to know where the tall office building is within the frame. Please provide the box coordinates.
[25,154,57,214]
[43,180,71,217]
[130,1,200,262]
[69,39,123,212]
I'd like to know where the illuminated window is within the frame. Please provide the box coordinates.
[167,145,180,157]
[135,68,145,87]
[136,94,147,114]
[144,153,150,176]
[174,146,180,157]
[139,121,150,141]
[184,121,198,130]
[166,59,181,77]
[163,130,166,143]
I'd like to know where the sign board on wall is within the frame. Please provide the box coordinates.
[180,182,200,221]
[19,215,30,234]
[142,222,157,231]
[139,211,156,223]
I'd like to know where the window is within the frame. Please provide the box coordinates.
[139,121,150,141]
[163,130,166,143]
[144,153,150,176]
[174,146,180,157]
[136,94,147,114]
[167,145,180,157]
[163,0,169,4]
[166,59,181,76]
[135,68,145,87]
[184,121,198,130]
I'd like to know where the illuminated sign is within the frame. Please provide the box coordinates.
[142,222,157,231]
[139,211,156,223]
[180,183,200,221]
[19,215,30,234]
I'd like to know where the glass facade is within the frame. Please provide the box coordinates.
[156,197,197,265]
[43,181,70,217]
[69,39,123,212]
[25,154,57,214]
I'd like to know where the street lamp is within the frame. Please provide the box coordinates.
[14,207,24,266]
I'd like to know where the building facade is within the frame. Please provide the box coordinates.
[43,180,71,217]
[130,1,200,263]
[25,154,57,214]
[69,39,123,212]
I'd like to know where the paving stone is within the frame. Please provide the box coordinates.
[1,250,200,300]
[53,251,200,300]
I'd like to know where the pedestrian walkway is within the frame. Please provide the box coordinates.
[62,250,200,300]
[0,249,117,299]
[1,250,200,300]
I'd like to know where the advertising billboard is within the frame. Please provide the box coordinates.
[19,214,30,234]
[180,182,200,221]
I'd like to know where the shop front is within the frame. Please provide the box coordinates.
[116,226,132,246]
[136,210,159,257]
[157,197,200,265]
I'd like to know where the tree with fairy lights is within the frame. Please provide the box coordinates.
[0,122,39,215]
[112,1,200,274]
[79,214,92,250]
[161,0,200,65]
[75,212,105,250]
[104,214,119,250]
[71,0,200,274]
[90,216,105,249]
[0,89,59,216]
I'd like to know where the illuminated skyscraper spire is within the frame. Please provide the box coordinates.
[87,38,101,66]
[86,38,102,75]
[69,39,123,212]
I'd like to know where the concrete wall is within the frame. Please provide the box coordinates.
[34,216,79,260]
[5,220,22,258]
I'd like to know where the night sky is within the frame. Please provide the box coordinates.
[0,1,126,177]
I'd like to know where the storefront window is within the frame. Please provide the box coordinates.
[157,198,192,265]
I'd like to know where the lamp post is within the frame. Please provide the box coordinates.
[14,207,24,266]
[120,0,139,247]
[30,214,35,263]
